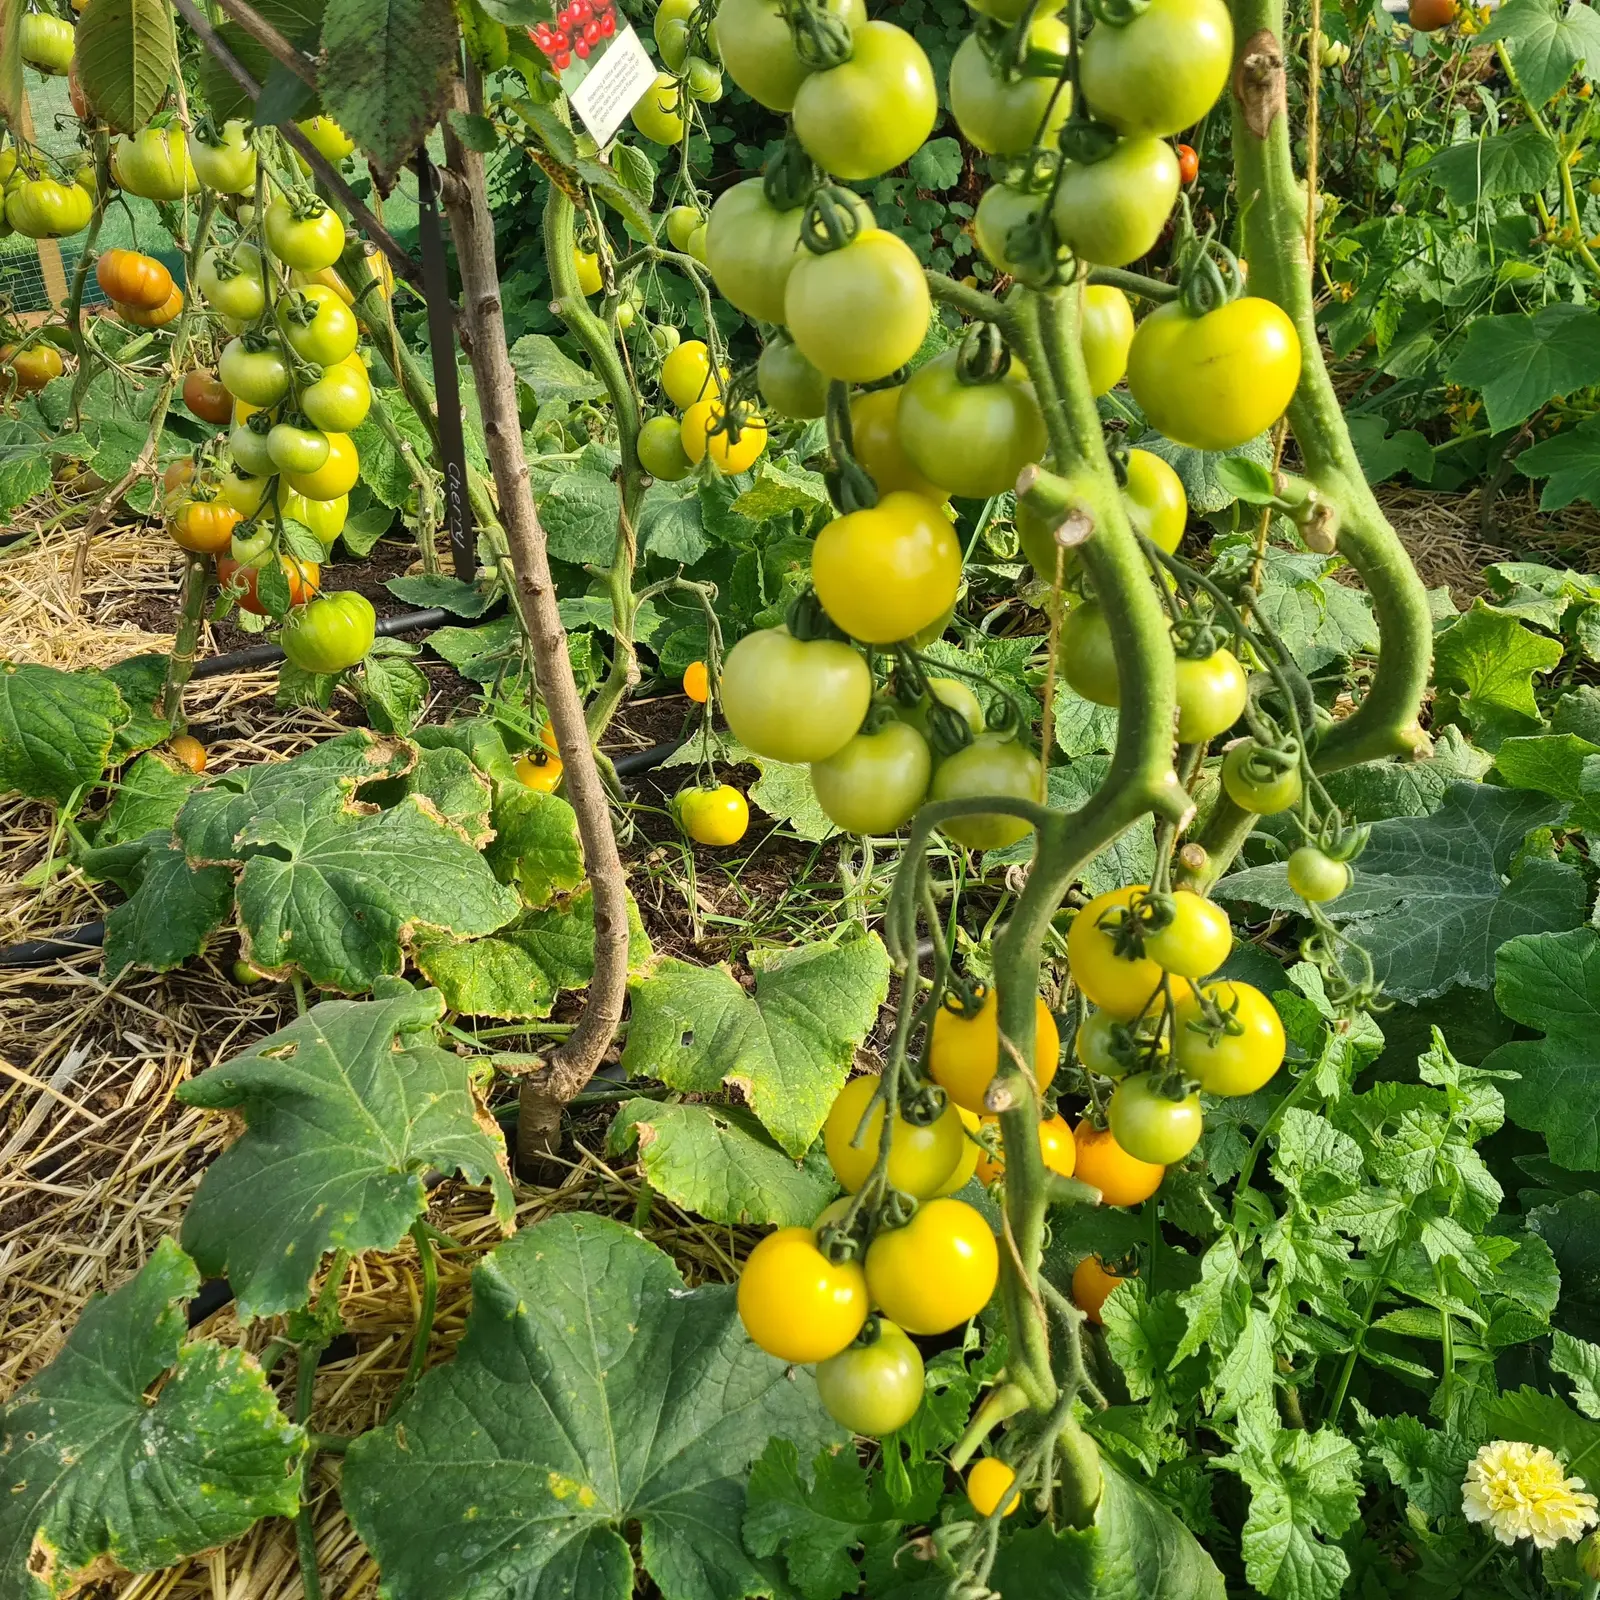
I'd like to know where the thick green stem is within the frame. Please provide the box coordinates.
[157,554,212,726]
[396,1217,438,1406]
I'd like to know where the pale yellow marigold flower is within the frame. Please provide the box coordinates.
[1461,1440,1600,1550]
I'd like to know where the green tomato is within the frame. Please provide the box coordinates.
[1174,649,1247,744]
[279,590,376,673]
[1220,740,1302,815]
[301,360,372,433]
[1059,600,1120,707]
[276,285,359,364]
[717,0,866,111]
[814,1319,925,1437]
[720,626,872,764]
[687,57,723,101]
[1286,846,1350,903]
[263,197,345,271]
[196,242,266,320]
[268,421,331,475]
[1079,0,1233,138]
[219,338,291,407]
[638,414,693,481]
[1081,285,1135,396]
[296,116,355,162]
[631,73,685,144]
[704,177,805,324]
[902,676,985,741]
[1051,136,1180,269]
[229,416,277,477]
[1107,1074,1202,1164]
[786,227,931,384]
[948,17,1071,156]
[665,204,702,253]
[792,22,938,182]
[188,120,256,194]
[810,720,932,834]
[928,735,1040,850]
[654,0,694,65]
[1122,447,1186,553]
[217,468,270,518]
[21,15,74,74]
[757,337,830,420]
[111,127,197,201]
[4,177,92,239]
[897,350,1046,500]
[973,182,1045,276]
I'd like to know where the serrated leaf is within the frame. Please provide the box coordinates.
[385,573,496,616]
[907,135,963,190]
[483,782,585,905]
[1414,123,1559,206]
[1478,0,1600,103]
[639,480,708,564]
[73,0,176,132]
[342,1214,842,1600]
[94,751,202,847]
[730,462,831,524]
[196,0,327,123]
[621,932,891,1157]
[1433,601,1564,743]
[100,833,234,975]
[539,468,620,564]
[1220,782,1585,998]
[1136,427,1276,514]
[1447,303,1600,433]
[1553,1329,1600,1417]
[401,743,494,843]
[0,662,125,805]
[1494,733,1600,828]
[1346,414,1435,486]
[0,1240,305,1599]
[509,333,606,406]
[1514,415,1600,511]
[608,1100,838,1227]
[1488,1386,1600,1482]
[426,614,520,683]
[179,988,513,1318]
[360,651,428,734]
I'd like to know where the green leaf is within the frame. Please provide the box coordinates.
[1494,733,1600,827]
[483,783,586,905]
[1220,782,1586,998]
[1319,724,1492,822]
[1478,0,1600,103]
[1413,123,1559,206]
[1433,601,1565,744]
[426,615,519,683]
[621,932,892,1157]
[352,403,435,508]
[401,744,495,844]
[197,0,326,123]
[100,834,234,975]
[1053,681,1119,757]
[730,461,831,524]
[1514,416,1600,511]
[988,1459,1226,1599]
[608,1100,838,1227]
[908,135,963,190]
[639,480,708,564]
[359,651,428,735]
[747,749,837,840]
[1446,303,1600,433]
[413,884,650,1018]
[72,0,176,133]
[1484,929,1600,1170]
[1246,545,1379,673]
[319,0,457,179]
[990,758,1153,894]
[234,787,519,991]
[509,333,606,406]
[342,1213,842,1600]
[103,653,175,760]
[539,468,620,565]
[1346,414,1435,486]
[0,1239,305,1599]
[384,573,496,616]
[0,419,52,515]
[94,751,201,847]
[1489,1386,1600,1482]
[0,662,125,805]
[1553,1330,1600,1418]
[1530,1192,1600,1341]
[178,988,514,1318]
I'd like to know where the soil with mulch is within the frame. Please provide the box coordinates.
[3,476,1599,1599]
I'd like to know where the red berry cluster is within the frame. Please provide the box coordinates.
[529,0,617,68]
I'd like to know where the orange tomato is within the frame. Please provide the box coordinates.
[1072,1120,1165,1206]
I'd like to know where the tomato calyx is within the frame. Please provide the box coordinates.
[785,0,853,71]
[1176,231,1248,317]
[784,586,851,644]
[799,184,869,256]
[1085,0,1153,27]
[280,189,335,224]
[954,319,1014,387]
[761,129,820,212]
[1057,118,1122,168]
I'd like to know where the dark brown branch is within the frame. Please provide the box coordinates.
[209,0,317,87]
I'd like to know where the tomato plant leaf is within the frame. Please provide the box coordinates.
[607,1099,838,1227]
[988,1459,1227,1599]
[197,0,326,123]
[99,834,234,975]
[1432,600,1564,744]
[730,461,831,523]
[342,1213,841,1600]
[73,0,177,133]
[1446,302,1600,432]
[1413,123,1559,207]
[0,662,125,806]
[622,931,892,1158]
[1483,928,1600,1170]
[1220,782,1586,998]
[0,1239,305,1599]
[178,987,513,1318]
[483,782,586,904]
[359,650,428,735]
[1477,0,1600,105]
[414,883,650,1018]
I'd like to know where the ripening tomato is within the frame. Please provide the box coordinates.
[301,359,371,433]
[811,491,961,645]
[219,337,291,407]
[665,204,702,253]
[678,783,750,845]
[1142,891,1232,980]
[5,176,92,238]
[631,73,684,143]
[1081,285,1135,396]
[111,127,197,201]
[1287,846,1350,903]
[1059,600,1121,708]
[1108,1075,1203,1165]
[515,750,564,792]
[850,386,945,500]
[757,337,830,420]
[162,457,197,498]
[737,1225,868,1363]
[975,1112,1076,1184]
[277,486,349,544]
[1052,137,1181,268]
[638,414,693,481]
[572,246,603,296]
[972,181,1045,277]
[264,197,345,271]
[95,248,173,310]
[682,660,710,702]
[167,733,207,774]
[824,1073,965,1197]
[660,339,724,408]
[809,719,932,834]
[1176,142,1199,185]
[1073,1119,1164,1205]
[865,1198,999,1334]
[949,16,1071,155]
[1221,740,1302,814]
[296,115,355,162]
[218,553,321,615]
[268,421,332,475]
[1078,0,1233,138]
[680,399,768,473]
[168,497,242,553]
[1174,649,1248,743]
[182,368,233,424]
[1075,1006,1163,1080]
[196,243,266,320]
[283,432,359,500]
[937,1108,983,1195]
[188,120,256,193]
[930,990,1059,1114]
[967,1458,1019,1519]
[897,352,1045,500]
[786,228,931,383]
[215,466,269,516]
[1172,980,1286,1095]
[1127,298,1302,452]
[1068,884,1176,1020]
[814,1318,924,1437]
[21,14,74,73]
[1122,448,1187,553]
[116,286,184,328]
[1408,0,1457,29]
[928,736,1040,851]
[717,0,865,110]
[277,285,359,364]
[721,627,871,763]
[1071,1256,1126,1325]
[792,22,937,181]
[902,676,985,741]
[2,342,64,393]
[279,590,377,674]
[706,178,811,324]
